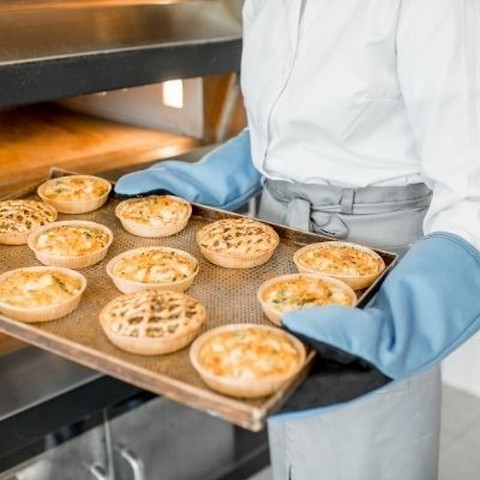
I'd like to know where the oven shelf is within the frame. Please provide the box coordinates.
[0,103,200,197]
[0,1,242,108]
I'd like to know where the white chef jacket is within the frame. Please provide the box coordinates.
[241,0,480,249]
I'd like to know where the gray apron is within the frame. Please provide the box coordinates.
[259,179,441,480]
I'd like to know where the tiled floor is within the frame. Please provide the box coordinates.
[248,384,480,480]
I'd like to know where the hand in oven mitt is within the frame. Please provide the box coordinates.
[282,233,480,381]
[114,129,262,212]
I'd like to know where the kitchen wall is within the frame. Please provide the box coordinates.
[442,334,480,398]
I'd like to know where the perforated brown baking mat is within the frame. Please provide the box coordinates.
[0,172,397,431]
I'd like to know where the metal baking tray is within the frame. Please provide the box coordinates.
[0,172,397,431]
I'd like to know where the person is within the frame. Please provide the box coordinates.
[115,1,480,478]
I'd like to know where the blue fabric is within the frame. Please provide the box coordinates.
[114,129,262,211]
[282,232,480,381]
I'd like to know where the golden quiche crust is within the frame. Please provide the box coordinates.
[257,273,357,325]
[0,200,57,245]
[115,195,192,237]
[40,175,110,202]
[31,224,111,257]
[100,289,206,355]
[294,241,386,289]
[190,324,306,398]
[37,175,111,214]
[196,218,280,268]
[197,327,302,380]
[0,266,87,322]
[106,247,199,294]
[28,220,113,269]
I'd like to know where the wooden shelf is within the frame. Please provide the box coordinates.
[0,103,199,196]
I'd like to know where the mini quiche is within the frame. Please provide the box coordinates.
[190,324,306,398]
[196,218,280,268]
[28,220,113,269]
[115,195,192,238]
[106,246,199,294]
[293,241,386,290]
[37,174,112,214]
[99,289,206,355]
[0,266,87,323]
[0,199,57,245]
[257,273,357,326]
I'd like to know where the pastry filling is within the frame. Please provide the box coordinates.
[34,225,110,256]
[42,176,110,201]
[104,290,205,339]
[197,218,278,255]
[0,200,56,234]
[299,244,383,276]
[198,327,302,380]
[0,270,83,308]
[262,276,353,314]
[118,196,190,226]
[112,250,196,284]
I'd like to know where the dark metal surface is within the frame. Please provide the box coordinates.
[0,1,242,108]
[0,2,241,63]
[0,351,142,472]
[0,347,100,422]
[0,348,268,478]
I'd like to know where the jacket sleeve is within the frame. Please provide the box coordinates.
[397,0,480,249]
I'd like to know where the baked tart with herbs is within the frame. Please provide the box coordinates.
[190,324,306,398]
[115,195,192,238]
[0,266,86,322]
[28,220,113,269]
[0,199,57,245]
[293,241,386,289]
[257,273,357,326]
[196,218,280,268]
[100,289,206,355]
[37,174,111,214]
[106,246,199,294]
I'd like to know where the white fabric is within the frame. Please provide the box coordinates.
[241,0,480,250]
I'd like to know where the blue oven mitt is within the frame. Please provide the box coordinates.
[282,232,480,381]
[114,129,262,211]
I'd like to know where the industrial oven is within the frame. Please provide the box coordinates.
[0,2,270,479]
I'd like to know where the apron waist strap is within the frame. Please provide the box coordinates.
[264,179,432,235]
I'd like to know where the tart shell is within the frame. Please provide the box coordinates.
[0,266,87,323]
[0,200,57,245]
[102,324,201,356]
[106,246,199,294]
[115,195,192,238]
[257,273,357,326]
[27,220,113,269]
[99,289,206,356]
[293,241,386,290]
[37,175,112,214]
[196,218,280,269]
[189,323,307,399]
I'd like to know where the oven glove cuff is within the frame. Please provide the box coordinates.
[114,129,262,211]
[282,232,480,383]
